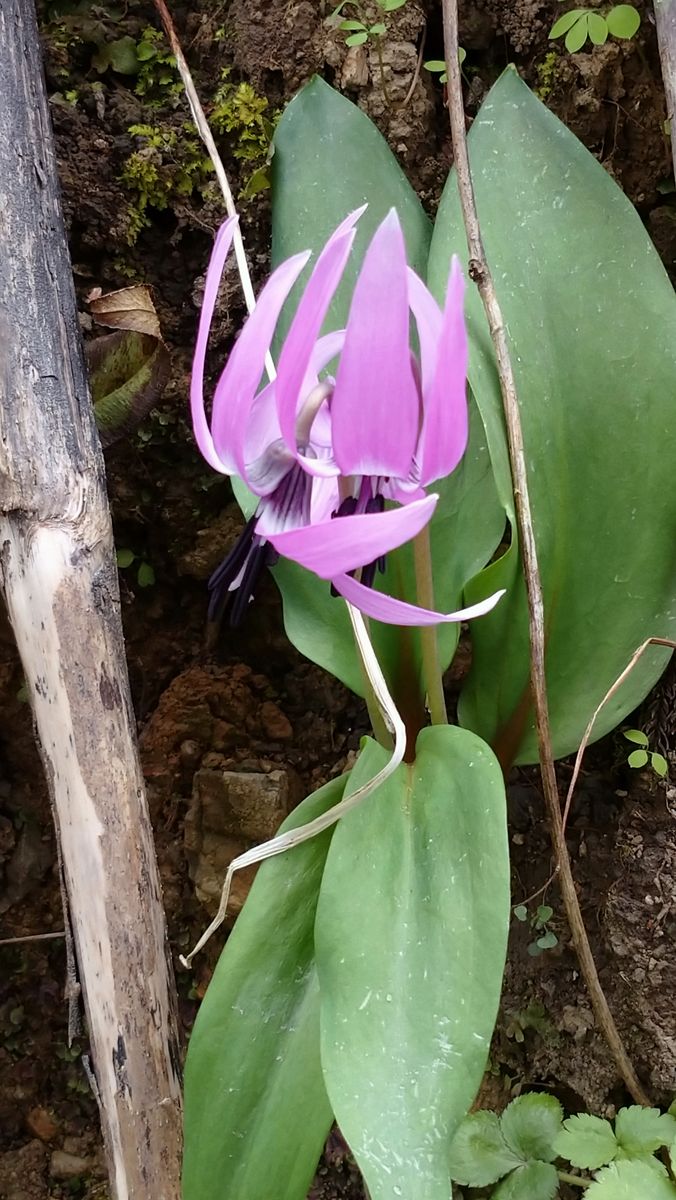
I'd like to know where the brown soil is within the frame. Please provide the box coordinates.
[1,1,675,1197]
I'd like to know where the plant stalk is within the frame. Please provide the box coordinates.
[558,1172,590,1189]
[441,0,651,1107]
[413,528,448,725]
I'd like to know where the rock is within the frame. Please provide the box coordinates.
[49,1149,91,1180]
[184,768,300,918]
[0,1140,47,1199]
[260,701,293,741]
[25,1107,58,1143]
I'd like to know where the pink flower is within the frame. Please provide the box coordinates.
[191,208,503,626]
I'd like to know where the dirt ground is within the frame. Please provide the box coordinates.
[1,1,676,1196]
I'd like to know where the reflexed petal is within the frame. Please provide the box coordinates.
[419,255,469,486]
[310,475,341,524]
[331,209,420,477]
[211,250,311,476]
[276,209,365,456]
[190,217,239,472]
[407,267,442,396]
[332,575,506,625]
[243,379,281,476]
[265,494,438,578]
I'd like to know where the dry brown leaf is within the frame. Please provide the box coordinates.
[88,284,162,339]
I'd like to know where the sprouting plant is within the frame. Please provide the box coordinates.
[513,903,559,956]
[331,0,407,47]
[116,548,156,588]
[550,5,640,53]
[423,47,466,86]
[134,26,183,102]
[622,728,669,777]
[449,1094,676,1197]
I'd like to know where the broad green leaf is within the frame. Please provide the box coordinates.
[87,330,170,449]
[566,12,590,51]
[136,561,155,587]
[449,1112,523,1186]
[586,1159,676,1199]
[270,78,503,698]
[182,775,346,1200]
[492,1161,559,1200]
[554,1114,617,1170]
[315,726,509,1200]
[652,752,669,776]
[550,9,586,38]
[606,4,641,39]
[614,1106,676,1157]
[429,69,676,764]
[587,12,609,44]
[628,749,649,768]
[91,34,139,75]
[115,548,135,568]
[670,1135,676,1174]
[500,1093,564,1162]
[346,30,368,45]
[623,728,649,746]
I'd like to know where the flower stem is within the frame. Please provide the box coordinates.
[413,528,447,725]
[558,1172,590,1189]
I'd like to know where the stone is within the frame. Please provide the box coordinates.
[25,1107,58,1142]
[49,1150,91,1180]
[259,701,293,741]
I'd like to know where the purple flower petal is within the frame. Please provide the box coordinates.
[265,494,438,578]
[331,575,506,626]
[211,250,311,477]
[407,267,443,397]
[190,217,239,472]
[419,256,469,487]
[331,210,420,478]
[276,209,365,458]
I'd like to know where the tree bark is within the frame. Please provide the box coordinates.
[655,0,676,177]
[0,3,183,1197]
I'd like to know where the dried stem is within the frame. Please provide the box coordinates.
[152,0,275,383]
[654,0,676,176]
[442,0,650,1106]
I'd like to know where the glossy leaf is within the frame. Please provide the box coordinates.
[87,330,170,448]
[429,68,676,764]
[182,775,345,1200]
[315,726,509,1200]
[554,1114,617,1169]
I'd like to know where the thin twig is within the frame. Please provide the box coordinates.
[0,930,66,947]
[399,20,427,112]
[442,0,650,1106]
[152,0,275,383]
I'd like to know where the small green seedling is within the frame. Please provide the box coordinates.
[449,1095,676,1197]
[622,728,669,778]
[116,548,156,589]
[423,48,466,86]
[550,5,640,53]
[513,903,559,957]
[331,0,406,48]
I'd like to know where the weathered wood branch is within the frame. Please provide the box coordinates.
[655,0,676,176]
[0,3,183,1196]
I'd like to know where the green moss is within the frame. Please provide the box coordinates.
[209,69,278,196]
[119,123,212,244]
[535,50,560,100]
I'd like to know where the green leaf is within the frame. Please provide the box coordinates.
[492,1161,559,1200]
[345,30,368,45]
[315,726,509,1200]
[628,749,649,768]
[271,78,503,697]
[378,0,407,9]
[183,775,346,1200]
[554,1113,617,1169]
[87,331,170,449]
[115,548,135,569]
[550,10,586,38]
[606,4,641,39]
[91,35,140,75]
[614,1106,676,1157]
[429,69,676,764]
[566,13,590,51]
[587,13,609,45]
[623,728,649,746]
[500,1093,564,1163]
[424,59,447,72]
[536,931,558,950]
[513,904,528,922]
[136,561,155,587]
[586,1159,676,1199]
[449,1111,522,1186]
[651,752,669,777]
[670,1135,676,1174]
[339,18,367,29]
[369,22,387,35]
[536,905,553,924]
